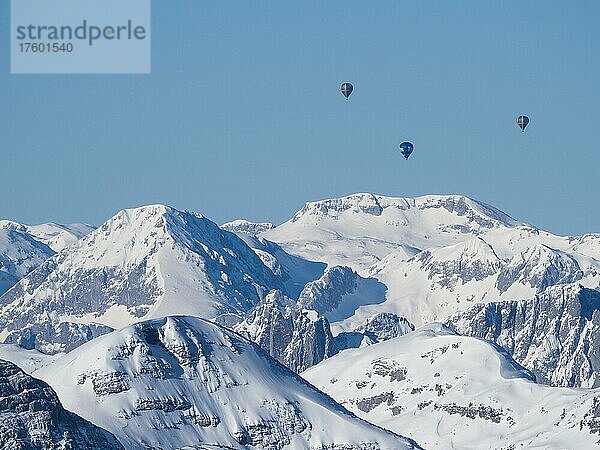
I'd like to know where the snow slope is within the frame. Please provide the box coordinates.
[263,193,600,327]
[364,238,598,326]
[0,205,284,353]
[0,220,93,252]
[0,227,54,295]
[303,324,600,450]
[262,193,520,271]
[27,316,419,450]
[233,233,326,300]
[448,283,600,388]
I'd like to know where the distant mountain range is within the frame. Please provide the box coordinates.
[0,193,598,449]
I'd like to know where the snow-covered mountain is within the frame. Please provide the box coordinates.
[0,205,285,353]
[303,324,600,450]
[16,316,419,450]
[262,193,521,271]
[261,193,600,327]
[221,196,600,389]
[0,192,598,449]
[0,227,54,296]
[0,220,92,297]
[2,194,599,381]
[232,232,326,300]
[364,238,599,327]
[0,220,93,252]
[333,312,415,350]
[571,233,600,260]
[0,358,122,450]
[447,283,600,388]
[298,265,387,329]
[231,288,414,373]
[222,219,275,236]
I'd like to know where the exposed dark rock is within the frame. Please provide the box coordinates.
[0,359,123,450]
[448,284,600,387]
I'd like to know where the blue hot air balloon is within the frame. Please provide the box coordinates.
[399,142,414,160]
[517,115,529,132]
[341,82,353,99]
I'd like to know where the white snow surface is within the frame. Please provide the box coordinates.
[262,193,520,271]
[233,233,326,299]
[0,205,284,340]
[0,219,93,252]
[0,220,92,295]
[0,227,54,294]
[303,324,600,450]
[13,316,418,450]
[262,193,600,326]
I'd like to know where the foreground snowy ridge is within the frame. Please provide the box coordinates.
[22,316,419,450]
[303,324,600,449]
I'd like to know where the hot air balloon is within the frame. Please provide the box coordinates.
[399,142,414,160]
[341,82,353,100]
[517,115,529,132]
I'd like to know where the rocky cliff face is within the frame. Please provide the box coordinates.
[234,290,337,372]
[0,359,122,450]
[496,244,584,294]
[298,266,360,313]
[447,283,600,388]
[234,290,414,373]
[354,312,415,343]
[332,312,415,351]
[3,322,114,355]
[414,238,503,288]
[221,220,275,236]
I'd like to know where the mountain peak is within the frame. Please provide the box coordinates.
[416,236,501,265]
[32,315,417,450]
[0,220,27,232]
[288,193,519,227]
[263,193,523,271]
[0,205,284,353]
[496,244,583,294]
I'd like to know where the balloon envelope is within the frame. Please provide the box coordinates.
[517,115,529,131]
[341,82,353,99]
[399,141,414,159]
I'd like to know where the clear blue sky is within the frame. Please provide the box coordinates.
[1,1,598,235]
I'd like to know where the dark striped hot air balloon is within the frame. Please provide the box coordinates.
[517,115,529,132]
[341,82,353,100]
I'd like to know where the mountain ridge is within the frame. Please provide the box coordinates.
[24,315,420,450]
